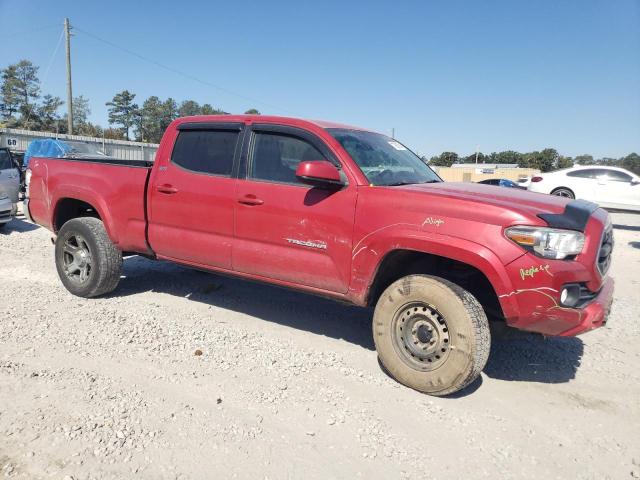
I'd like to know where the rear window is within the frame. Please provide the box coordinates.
[171,130,239,176]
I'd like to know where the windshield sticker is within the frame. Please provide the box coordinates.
[520,264,553,281]
[388,141,407,151]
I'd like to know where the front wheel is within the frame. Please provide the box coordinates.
[55,217,122,298]
[373,275,490,396]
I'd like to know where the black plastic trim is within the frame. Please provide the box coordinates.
[537,199,599,232]
[48,157,153,168]
[177,122,243,131]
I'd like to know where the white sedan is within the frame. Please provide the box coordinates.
[528,165,640,212]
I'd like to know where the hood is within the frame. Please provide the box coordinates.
[392,181,569,227]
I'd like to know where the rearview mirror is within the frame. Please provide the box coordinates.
[295,161,344,188]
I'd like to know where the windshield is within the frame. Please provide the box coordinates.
[327,129,441,186]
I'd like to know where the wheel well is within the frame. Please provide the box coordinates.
[551,186,574,196]
[54,198,101,232]
[366,250,504,321]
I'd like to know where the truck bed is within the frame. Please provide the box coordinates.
[27,156,153,254]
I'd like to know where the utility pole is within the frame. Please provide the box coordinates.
[391,127,395,139]
[64,18,73,134]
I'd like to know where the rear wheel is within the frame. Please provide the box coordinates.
[373,275,490,396]
[551,187,575,199]
[55,217,122,298]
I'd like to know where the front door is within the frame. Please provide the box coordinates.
[147,123,243,269]
[233,125,356,293]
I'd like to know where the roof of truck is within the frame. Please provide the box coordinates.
[174,114,369,132]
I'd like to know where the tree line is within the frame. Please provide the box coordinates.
[426,150,639,175]
[0,59,260,143]
[2,59,637,174]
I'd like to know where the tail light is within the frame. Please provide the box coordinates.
[531,176,543,182]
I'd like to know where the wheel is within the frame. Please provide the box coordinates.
[55,217,122,298]
[551,187,575,199]
[373,275,490,396]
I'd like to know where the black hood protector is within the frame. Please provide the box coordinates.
[537,199,599,232]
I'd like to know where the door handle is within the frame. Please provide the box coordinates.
[156,184,178,194]
[238,194,264,206]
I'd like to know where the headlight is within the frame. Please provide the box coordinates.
[505,226,585,260]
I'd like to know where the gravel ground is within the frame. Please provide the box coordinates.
[1,211,639,480]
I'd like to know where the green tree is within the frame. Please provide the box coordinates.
[244,108,260,115]
[622,152,640,175]
[160,98,179,133]
[0,60,40,124]
[178,99,201,117]
[574,154,594,165]
[556,155,574,169]
[139,96,164,142]
[106,90,139,140]
[429,152,459,167]
[200,103,225,115]
[34,94,64,132]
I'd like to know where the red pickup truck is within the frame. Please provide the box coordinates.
[24,115,614,395]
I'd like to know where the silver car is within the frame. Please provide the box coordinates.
[0,187,12,229]
[0,148,19,218]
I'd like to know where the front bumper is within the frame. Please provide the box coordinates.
[503,276,614,336]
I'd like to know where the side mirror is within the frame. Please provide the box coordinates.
[295,161,344,188]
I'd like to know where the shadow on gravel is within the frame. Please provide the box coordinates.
[112,256,376,350]
[112,257,585,384]
[0,216,40,234]
[629,241,640,250]
[484,326,583,384]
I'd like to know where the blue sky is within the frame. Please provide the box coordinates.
[1,0,638,158]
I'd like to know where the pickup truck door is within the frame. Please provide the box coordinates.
[233,125,356,293]
[147,123,243,269]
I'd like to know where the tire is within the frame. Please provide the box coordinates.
[55,217,122,298]
[373,275,490,396]
[551,187,575,199]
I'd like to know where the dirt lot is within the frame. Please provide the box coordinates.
[1,211,639,480]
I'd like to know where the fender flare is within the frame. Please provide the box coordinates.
[350,227,520,318]
[51,186,119,245]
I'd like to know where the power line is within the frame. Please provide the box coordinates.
[24,26,65,127]
[73,26,296,115]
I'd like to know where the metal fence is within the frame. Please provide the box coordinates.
[0,127,159,162]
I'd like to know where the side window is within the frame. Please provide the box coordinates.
[606,170,632,182]
[0,150,13,170]
[567,169,600,179]
[249,132,327,185]
[171,130,239,176]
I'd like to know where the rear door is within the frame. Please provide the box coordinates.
[0,149,19,203]
[147,123,243,269]
[233,124,357,293]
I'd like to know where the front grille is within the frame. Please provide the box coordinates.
[596,226,613,276]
